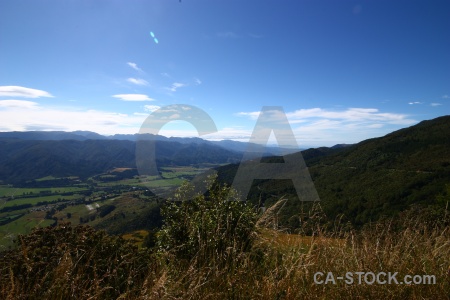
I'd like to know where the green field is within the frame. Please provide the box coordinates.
[0,186,89,198]
[0,164,217,248]
[1,194,84,208]
[0,212,54,250]
[97,166,208,188]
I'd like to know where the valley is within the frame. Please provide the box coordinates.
[1,116,449,250]
[0,116,449,299]
[0,165,212,249]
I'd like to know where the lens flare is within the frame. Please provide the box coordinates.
[150,32,158,44]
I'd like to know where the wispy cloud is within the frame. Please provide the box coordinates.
[287,108,415,125]
[127,62,143,73]
[236,111,260,120]
[127,78,149,86]
[431,103,442,107]
[112,94,154,101]
[442,95,449,99]
[144,105,161,112]
[0,100,40,109]
[0,103,147,135]
[408,101,422,105]
[367,123,384,128]
[167,82,187,92]
[239,107,415,125]
[0,86,53,98]
[235,107,417,147]
[203,126,252,142]
[194,77,202,85]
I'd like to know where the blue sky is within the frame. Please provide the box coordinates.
[0,0,449,147]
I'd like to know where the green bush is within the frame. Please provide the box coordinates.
[156,176,258,267]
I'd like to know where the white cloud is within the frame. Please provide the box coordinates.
[235,107,418,147]
[238,107,415,125]
[112,94,154,101]
[127,62,143,72]
[0,99,422,148]
[431,103,442,107]
[167,82,187,92]
[157,128,201,138]
[0,100,39,109]
[408,101,422,105]
[0,103,148,135]
[236,111,260,120]
[203,127,252,142]
[127,78,149,86]
[0,86,53,98]
[442,95,449,99]
[291,108,415,125]
[144,105,161,112]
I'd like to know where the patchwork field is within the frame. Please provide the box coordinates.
[0,165,216,248]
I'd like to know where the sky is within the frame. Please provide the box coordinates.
[0,0,449,147]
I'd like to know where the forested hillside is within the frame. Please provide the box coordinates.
[0,139,242,183]
[214,116,450,229]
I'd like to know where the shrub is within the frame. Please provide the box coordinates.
[156,176,258,267]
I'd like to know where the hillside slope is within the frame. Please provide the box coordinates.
[0,139,242,183]
[214,115,450,228]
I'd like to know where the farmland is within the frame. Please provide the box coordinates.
[0,165,212,249]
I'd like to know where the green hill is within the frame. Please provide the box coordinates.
[213,115,450,229]
[0,139,242,183]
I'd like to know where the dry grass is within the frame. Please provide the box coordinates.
[1,211,449,299]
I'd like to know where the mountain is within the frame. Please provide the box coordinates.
[2,116,448,228]
[0,129,301,184]
[212,115,450,228]
[330,143,354,149]
[0,131,293,155]
[210,139,299,156]
[0,139,243,183]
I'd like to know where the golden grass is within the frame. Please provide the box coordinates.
[1,214,449,299]
[121,229,149,248]
[110,167,135,173]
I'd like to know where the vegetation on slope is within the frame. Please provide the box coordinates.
[0,139,242,183]
[0,179,449,299]
[214,115,450,229]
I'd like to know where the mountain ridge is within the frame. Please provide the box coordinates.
[211,115,450,228]
[0,130,301,155]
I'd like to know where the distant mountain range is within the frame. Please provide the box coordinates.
[1,116,449,230]
[0,130,300,155]
[0,131,303,183]
[0,139,240,183]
